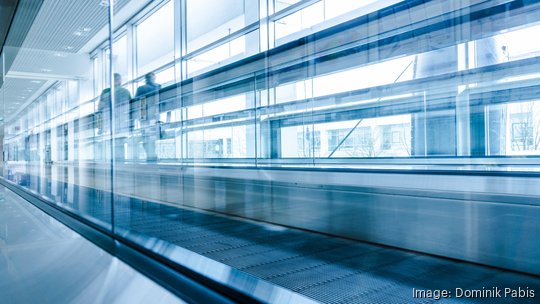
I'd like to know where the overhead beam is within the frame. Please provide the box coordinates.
[6,70,83,81]
[0,0,19,54]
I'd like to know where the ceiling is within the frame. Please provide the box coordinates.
[0,0,132,123]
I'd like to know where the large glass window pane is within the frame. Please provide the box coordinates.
[186,30,258,76]
[274,1,325,41]
[186,0,258,53]
[274,0,302,13]
[281,115,411,158]
[92,57,101,97]
[274,0,402,45]
[325,0,379,20]
[67,80,79,109]
[503,101,540,155]
[155,66,175,86]
[136,1,175,76]
[105,35,128,83]
[187,125,252,158]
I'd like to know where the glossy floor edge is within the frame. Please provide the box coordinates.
[0,183,187,304]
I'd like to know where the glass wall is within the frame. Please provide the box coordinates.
[1,0,116,228]
[3,0,540,301]
[14,0,540,164]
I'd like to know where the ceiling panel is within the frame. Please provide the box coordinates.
[8,0,130,53]
[1,0,131,123]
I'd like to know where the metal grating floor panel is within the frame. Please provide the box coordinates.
[111,199,540,303]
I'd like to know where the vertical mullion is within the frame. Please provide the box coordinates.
[107,0,116,234]
[178,0,187,161]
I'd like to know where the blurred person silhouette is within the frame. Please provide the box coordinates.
[135,72,161,161]
[98,73,132,161]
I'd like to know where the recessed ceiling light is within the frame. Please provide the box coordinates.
[30,80,42,84]
[99,0,118,6]
[64,46,74,51]
[83,27,92,32]
[53,52,68,58]
[41,68,52,72]
[74,31,82,36]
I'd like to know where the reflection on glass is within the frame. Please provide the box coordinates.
[2,0,540,302]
